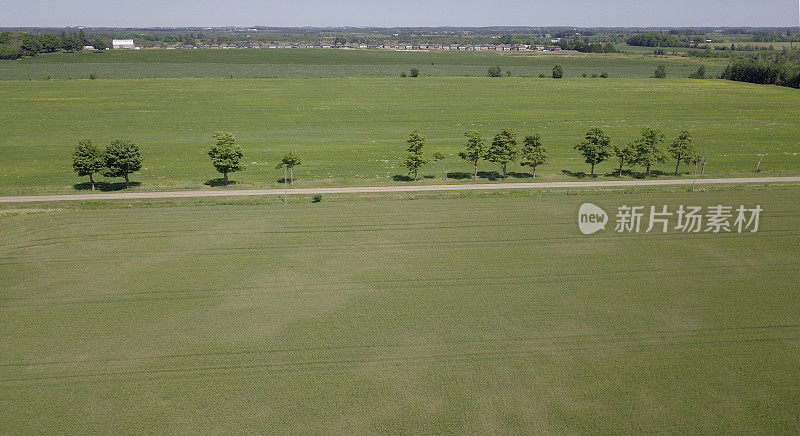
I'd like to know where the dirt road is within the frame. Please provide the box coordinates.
[2,177,799,203]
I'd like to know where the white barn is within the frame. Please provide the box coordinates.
[112,39,135,49]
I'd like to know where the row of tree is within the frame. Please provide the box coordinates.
[207,131,301,185]
[73,129,702,190]
[626,33,680,47]
[574,127,702,177]
[400,127,701,181]
[0,30,107,60]
[72,132,303,189]
[719,59,800,89]
[71,140,142,190]
[402,129,547,181]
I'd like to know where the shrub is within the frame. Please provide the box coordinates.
[312,194,322,203]
[600,72,609,78]
[409,67,419,77]
[89,72,98,80]
[552,64,563,79]
[487,66,502,77]
[653,65,667,79]
[688,65,706,79]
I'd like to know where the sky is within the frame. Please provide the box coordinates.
[1,0,799,28]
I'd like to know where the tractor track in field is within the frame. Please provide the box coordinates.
[1,176,800,203]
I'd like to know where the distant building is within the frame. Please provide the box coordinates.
[112,39,135,49]
[82,45,95,51]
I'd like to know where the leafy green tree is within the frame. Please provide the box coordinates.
[653,65,667,78]
[487,129,518,179]
[72,140,104,191]
[0,44,23,60]
[18,33,41,57]
[552,64,564,78]
[103,139,142,189]
[60,32,82,51]
[208,131,245,186]
[409,67,419,77]
[38,34,62,53]
[276,151,302,185]
[631,127,667,177]
[488,66,503,77]
[432,151,446,179]
[519,134,547,177]
[668,130,698,175]
[612,142,637,177]
[574,127,611,177]
[402,130,429,181]
[459,130,487,180]
[92,38,108,51]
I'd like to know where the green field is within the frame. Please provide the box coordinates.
[0,48,724,80]
[1,76,798,195]
[1,186,799,433]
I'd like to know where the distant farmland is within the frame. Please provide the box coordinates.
[0,48,725,80]
[0,76,798,195]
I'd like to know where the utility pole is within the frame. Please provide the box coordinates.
[692,159,698,192]
[284,166,287,204]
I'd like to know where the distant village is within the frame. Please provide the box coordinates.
[109,38,564,52]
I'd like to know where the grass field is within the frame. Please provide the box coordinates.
[0,48,725,80]
[1,76,798,195]
[1,185,799,433]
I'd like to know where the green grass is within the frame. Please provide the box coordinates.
[0,76,798,195]
[0,48,724,80]
[1,186,799,433]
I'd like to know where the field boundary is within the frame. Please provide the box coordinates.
[2,177,799,203]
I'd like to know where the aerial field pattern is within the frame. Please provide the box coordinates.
[1,187,799,432]
[1,77,798,195]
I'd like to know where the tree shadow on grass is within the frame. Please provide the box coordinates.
[602,169,635,178]
[392,175,414,182]
[561,169,593,179]
[74,181,141,191]
[205,178,239,187]
[506,171,533,179]
[477,171,500,181]
[447,172,473,180]
[627,169,673,179]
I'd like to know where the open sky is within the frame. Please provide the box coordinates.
[1,0,798,28]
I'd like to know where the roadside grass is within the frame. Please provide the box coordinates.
[1,77,798,195]
[1,186,798,433]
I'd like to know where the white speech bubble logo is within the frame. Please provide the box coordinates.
[578,203,608,235]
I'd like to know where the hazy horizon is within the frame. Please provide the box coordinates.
[1,0,798,28]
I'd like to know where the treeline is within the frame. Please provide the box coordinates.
[720,60,800,88]
[0,30,107,60]
[72,133,303,190]
[626,33,679,47]
[556,38,616,53]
